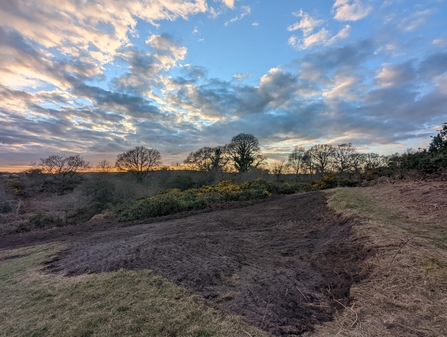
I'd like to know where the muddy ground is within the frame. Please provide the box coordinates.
[0,192,370,336]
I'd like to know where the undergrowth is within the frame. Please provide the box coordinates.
[117,179,308,221]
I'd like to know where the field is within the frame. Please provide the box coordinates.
[1,179,446,336]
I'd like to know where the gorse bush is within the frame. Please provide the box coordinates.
[311,173,359,190]
[311,173,340,190]
[117,179,300,221]
[6,179,26,196]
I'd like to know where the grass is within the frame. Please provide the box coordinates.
[0,244,272,337]
[310,187,447,337]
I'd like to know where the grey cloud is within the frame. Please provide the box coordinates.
[419,52,447,78]
[72,83,161,118]
[296,39,375,84]
[180,65,208,79]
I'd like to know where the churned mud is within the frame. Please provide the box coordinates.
[1,192,370,336]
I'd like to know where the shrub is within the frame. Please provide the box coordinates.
[13,213,65,233]
[311,173,340,190]
[116,179,312,222]
[0,201,13,214]
[166,175,198,191]
[81,175,116,205]
[66,202,105,225]
[5,178,26,196]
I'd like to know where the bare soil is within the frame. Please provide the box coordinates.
[0,192,370,336]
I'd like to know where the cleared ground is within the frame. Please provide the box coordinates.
[1,192,369,336]
[2,180,446,336]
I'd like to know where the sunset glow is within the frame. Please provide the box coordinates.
[1,0,447,172]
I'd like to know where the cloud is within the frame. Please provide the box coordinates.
[326,25,351,45]
[252,22,259,27]
[287,10,351,50]
[287,10,330,50]
[375,60,417,88]
[287,10,324,35]
[1,0,447,169]
[419,52,447,79]
[232,73,250,80]
[224,6,251,26]
[398,9,435,32]
[433,37,447,48]
[221,0,235,9]
[289,29,330,50]
[332,0,372,21]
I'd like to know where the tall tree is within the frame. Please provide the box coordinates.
[333,143,357,174]
[115,146,161,181]
[33,155,90,194]
[227,133,265,173]
[309,144,336,175]
[184,146,229,172]
[270,159,287,181]
[429,122,447,153]
[363,153,384,171]
[96,159,113,172]
[287,146,306,175]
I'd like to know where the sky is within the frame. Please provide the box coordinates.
[1,0,447,171]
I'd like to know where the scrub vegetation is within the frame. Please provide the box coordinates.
[1,126,447,336]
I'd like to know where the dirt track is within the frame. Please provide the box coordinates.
[1,192,370,336]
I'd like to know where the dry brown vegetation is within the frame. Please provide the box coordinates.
[309,180,447,336]
[1,172,447,336]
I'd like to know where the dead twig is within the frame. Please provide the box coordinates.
[333,299,359,328]
[261,300,270,325]
[296,286,309,303]
[391,237,415,263]
[241,329,253,337]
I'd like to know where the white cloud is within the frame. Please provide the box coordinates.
[326,25,351,45]
[0,0,207,92]
[323,75,363,100]
[232,73,250,80]
[332,0,372,21]
[289,30,331,50]
[301,29,330,49]
[433,37,447,48]
[221,0,235,9]
[398,9,435,32]
[252,22,259,27]
[287,10,330,50]
[287,10,324,35]
[224,5,251,26]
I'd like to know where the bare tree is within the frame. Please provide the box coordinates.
[96,159,113,172]
[184,146,229,172]
[309,144,336,175]
[115,146,161,181]
[270,159,287,181]
[363,153,386,171]
[287,146,307,176]
[333,143,357,174]
[227,133,266,173]
[351,153,366,175]
[33,155,90,194]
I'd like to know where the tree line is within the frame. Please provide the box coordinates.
[25,123,447,194]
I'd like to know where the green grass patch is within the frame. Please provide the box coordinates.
[0,244,271,337]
